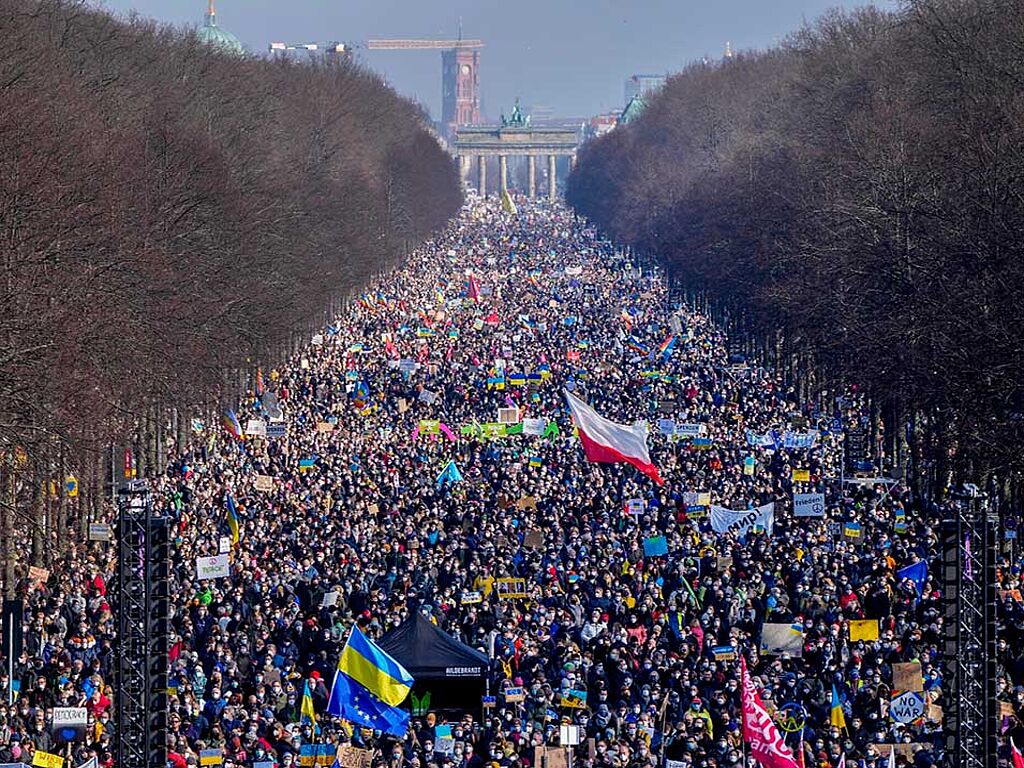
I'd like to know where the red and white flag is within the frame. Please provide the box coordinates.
[740,656,800,768]
[564,389,663,485]
[1011,739,1024,768]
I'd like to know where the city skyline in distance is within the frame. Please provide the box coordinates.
[94,0,894,121]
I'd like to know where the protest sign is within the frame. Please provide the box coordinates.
[87,523,112,542]
[51,707,87,743]
[245,419,267,437]
[643,536,668,557]
[889,691,924,723]
[32,753,63,768]
[760,623,803,656]
[793,492,825,517]
[460,591,483,605]
[709,503,775,536]
[892,662,923,692]
[195,553,230,580]
[626,498,646,516]
[523,417,546,435]
[792,468,810,482]
[335,748,372,768]
[848,619,879,642]
[498,407,520,424]
[496,577,527,599]
[28,566,49,588]
[253,475,274,492]
[265,422,286,438]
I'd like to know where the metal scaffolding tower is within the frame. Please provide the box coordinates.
[114,481,169,768]
[942,488,998,768]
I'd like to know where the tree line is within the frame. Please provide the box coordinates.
[568,0,1024,504]
[0,0,461,583]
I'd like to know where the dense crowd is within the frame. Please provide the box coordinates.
[3,197,1022,768]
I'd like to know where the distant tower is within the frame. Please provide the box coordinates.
[724,40,734,59]
[442,48,481,138]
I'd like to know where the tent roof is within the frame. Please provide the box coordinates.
[378,613,489,680]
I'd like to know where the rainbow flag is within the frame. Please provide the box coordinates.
[657,334,677,359]
[222,410,243,441]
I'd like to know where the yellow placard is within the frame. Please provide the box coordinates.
[33,752,64,768]
[792,469,810,482]
[849,619,879,642]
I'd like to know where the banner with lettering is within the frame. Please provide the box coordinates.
[709,503,775,536]
[740,657,800,768]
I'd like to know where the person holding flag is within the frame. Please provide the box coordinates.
[327,625,414,736]
[300,679,318,734]
[225,492,240,546]
[564,389,664,485]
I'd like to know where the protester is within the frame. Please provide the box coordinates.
[6,195,1010,768]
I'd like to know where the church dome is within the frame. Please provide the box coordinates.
[197,1,244,55]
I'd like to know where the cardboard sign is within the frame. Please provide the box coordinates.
[28,566,50,587]
[398,398,409,413]
[559,725,582,746]
[498,407,520,424]
[869,745,927,760]
[516,496,538,511]
[496,577,528,599]
[892,662,923,692]
[218,536,231,554]
[534,748,568,768]
[195,553,231,580]
[626,498,646,516]
[321,591,339,608]
[253,475,275,492]
[245,419,267,437]
[523,530,545,549]
[316,421,334,433]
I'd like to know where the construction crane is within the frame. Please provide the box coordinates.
[268,37,485,138]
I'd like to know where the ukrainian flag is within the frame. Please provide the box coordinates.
[337,627,413,707]
[225,494,240,545]
[830,684,847,731]
[300,680,318,731]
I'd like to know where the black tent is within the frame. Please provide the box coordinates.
[378,614,489,713]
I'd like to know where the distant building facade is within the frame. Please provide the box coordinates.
[624,73,666,107]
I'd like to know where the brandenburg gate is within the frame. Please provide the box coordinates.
[453,103,579,200]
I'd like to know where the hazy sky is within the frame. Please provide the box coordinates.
[95,0,887,120]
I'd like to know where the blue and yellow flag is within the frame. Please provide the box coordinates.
[337,626,413,707]
[830,684,847,731]
[225,494,240,545]
[300,680,318,731]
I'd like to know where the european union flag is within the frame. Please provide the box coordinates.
[897,560,928,596]
[326,668,409,736]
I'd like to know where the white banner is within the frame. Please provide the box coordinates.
[709,503,775,536]
[522,418,546,436]
[195,553,231,580]
[793,492,825,517]
[675,423,707,437]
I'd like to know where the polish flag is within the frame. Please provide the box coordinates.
[1011,739,1024,768]
[564,389,663,485]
